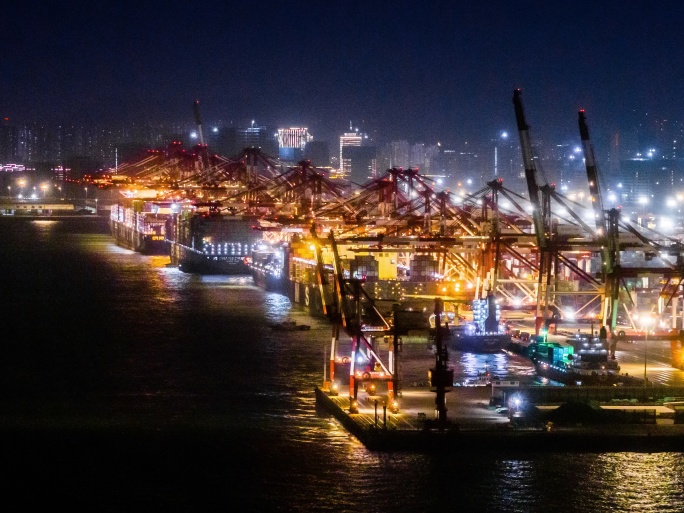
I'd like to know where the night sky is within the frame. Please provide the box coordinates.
[3,1,684,147]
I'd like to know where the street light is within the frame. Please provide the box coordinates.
[84,187,88,207]
[6,186,10,199]
[640,314,654,384]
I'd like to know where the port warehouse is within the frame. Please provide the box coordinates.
[1,200,77,214]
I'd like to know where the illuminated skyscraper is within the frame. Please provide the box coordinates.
[277,127,313,163]
[339,128,376,183]
[339,131,362,177]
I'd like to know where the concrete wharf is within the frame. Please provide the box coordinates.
[315,385,684,453]
[315,337,684,452]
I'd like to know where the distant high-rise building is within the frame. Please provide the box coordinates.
[339,131,362,176]
[239,123,277,156]
[339,127,377,183]
[345,145,377,184]
[277,127,312,163]
[215,122,278,158]
[388,140,410,169]
[410,143,425,170]
[0,120,19,163]
[424,144,441,174]
[304,140,330,167]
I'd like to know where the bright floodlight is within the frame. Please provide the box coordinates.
[640,314,654,328]
[638,196,649,205]
[660,216,674,230]
[666,198,677,208]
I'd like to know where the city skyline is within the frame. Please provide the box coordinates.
[3,1,684,150]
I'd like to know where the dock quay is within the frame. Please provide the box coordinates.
[314,334,684,453]
[315,385,684,453]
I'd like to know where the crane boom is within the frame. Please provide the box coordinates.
[577,109,621,337]
[193,99,211,175]
[578,110,608,236]
[513,89,551,334]
[193,99,206,147]
[513,89,546,249]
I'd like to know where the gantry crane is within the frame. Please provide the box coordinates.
[513,89,552,334]
[312,227,395,413]
[578,110,621,337]
[579,108,684,368]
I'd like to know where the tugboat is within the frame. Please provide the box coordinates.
[527,333,626,385]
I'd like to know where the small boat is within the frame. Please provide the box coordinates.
[462,371,492,387]
[271,320,311,331]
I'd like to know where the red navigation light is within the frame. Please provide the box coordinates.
[580,109,585,113]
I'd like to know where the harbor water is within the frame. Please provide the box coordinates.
[1,217,683,512]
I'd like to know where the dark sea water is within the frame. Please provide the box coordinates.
[1,217,684,512]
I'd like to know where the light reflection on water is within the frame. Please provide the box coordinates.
[2,219,684,511]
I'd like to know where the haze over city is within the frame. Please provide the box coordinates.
[3,1,683,149]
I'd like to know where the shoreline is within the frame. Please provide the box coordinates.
[315,387,684,453]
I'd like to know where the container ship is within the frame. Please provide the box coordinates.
[249,233,495,338]
[526,334,636,385]
[166,202,262,274]
[249,236,334,316]
[249,243,290,292]
[109,197,171,255]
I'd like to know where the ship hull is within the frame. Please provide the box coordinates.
[167,213,262,275]
[171,243,251,274]
[532,361,624,386]
[110,219,169,255]
[450,333,511,354]
[286,278,329,316]
[250,266,288,292]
